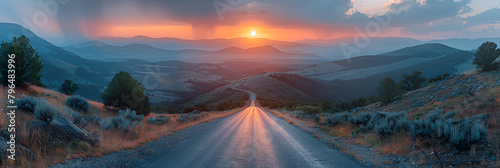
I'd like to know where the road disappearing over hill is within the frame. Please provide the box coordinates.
[147,78,363,167]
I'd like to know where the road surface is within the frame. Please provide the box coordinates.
[147,80,363,168]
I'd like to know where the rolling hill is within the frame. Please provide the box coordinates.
[235,43,475,101]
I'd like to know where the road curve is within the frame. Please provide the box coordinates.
[146,80,363,168]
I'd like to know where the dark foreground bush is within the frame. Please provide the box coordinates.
[61,106,83,124]
[66,95,90,112]
[35,100,57,123]
[348,112,372,125]
[147,115,171,125]
[295,106,322,114]
[323,113,347,126]
[99,116,139,132]
[374,111,408,139]
[16,94,38,113]
[408,110,487,150]
[179,112,208,122]
[118,108,143,121]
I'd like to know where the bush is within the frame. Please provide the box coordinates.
[179,112,208,122]
[295,106,322,114]
[323,113,347,126]
[66,95,90,112]
[99,116,138,132]
[16,94,38,113]
[348,112,372,125]
[312,114,321,123]
[443,110,456,119]
[35,100,57,123]
[60,79,79,95]
[91,114,101,123]
[408,110,487,150]
[147,115,171,125]
[374,111,408,139]
[118,108,143,121]
[61,106,83,124]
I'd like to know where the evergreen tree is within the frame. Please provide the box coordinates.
[101,71,150,115]
[0,35,44,87]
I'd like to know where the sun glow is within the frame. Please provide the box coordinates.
[251,30,257,37]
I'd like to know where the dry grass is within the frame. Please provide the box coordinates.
[373,133,412,155]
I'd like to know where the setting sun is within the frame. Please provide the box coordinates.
[251,31,257,37]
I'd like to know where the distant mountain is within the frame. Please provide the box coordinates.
[296,37,424,59]
[429,38,500,50]
[97,35,320,51]
[66,40,109,48]
[64,43,322,63]
[298,37,422,47]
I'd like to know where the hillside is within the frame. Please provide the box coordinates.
[277,43,475,100]
[343,71,500,166]
[237,75,319,103]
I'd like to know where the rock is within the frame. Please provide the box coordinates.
[28,115,98,147]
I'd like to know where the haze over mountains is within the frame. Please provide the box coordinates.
[64,42,322,63]
[0,22,491,104]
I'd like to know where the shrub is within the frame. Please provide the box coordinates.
[348,112,372,125]
[61,106,83,124]
[16,94,38,113]
[312,114,321,123]
[448,121,487,149]
[374,111,408,139]
[60,80,79,95]
[179,112,208,122]
[408,110,487,150]
[66,95,90,112]
[35,101,57,123]
[91,114,101,123]
[295,106,322,114]
[118,108,143,121]
[99,116,138,132]
[147,115,171,125]
[323,113,347,126]
[443,110,456,119]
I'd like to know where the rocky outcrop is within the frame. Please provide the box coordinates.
[28,115,98,147]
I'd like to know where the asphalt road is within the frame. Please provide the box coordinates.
[147,82,364,168]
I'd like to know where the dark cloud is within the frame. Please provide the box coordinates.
[5,0,498,40]
[401,7,500,35]
[383,0,471,27]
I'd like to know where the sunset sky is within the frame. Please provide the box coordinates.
[1,0,499,44]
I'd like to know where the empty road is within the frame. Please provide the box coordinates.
[147,82,363,168]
